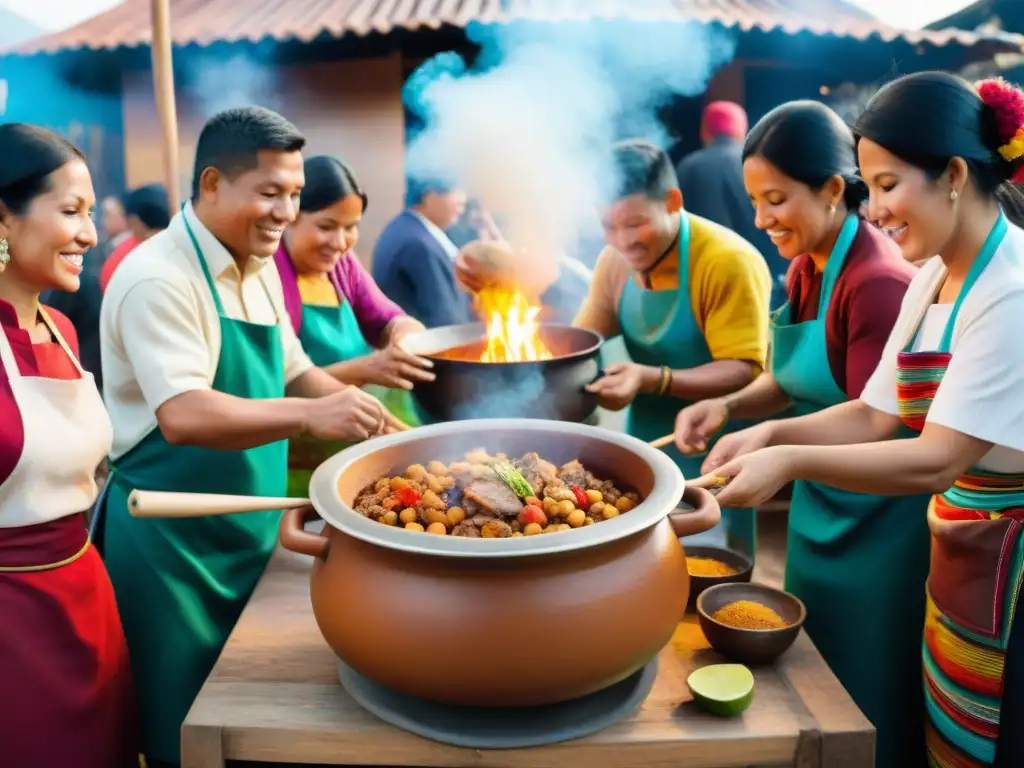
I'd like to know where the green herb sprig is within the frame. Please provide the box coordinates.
[492,461,533,498]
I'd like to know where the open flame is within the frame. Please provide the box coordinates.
[476,288,553,363]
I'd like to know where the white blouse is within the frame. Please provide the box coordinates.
[861,224,1024,473]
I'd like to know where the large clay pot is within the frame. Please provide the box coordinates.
[279,418,720,707]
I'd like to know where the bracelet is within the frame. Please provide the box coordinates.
[656,366,672,396]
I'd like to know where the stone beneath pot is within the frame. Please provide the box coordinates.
[336,657,658,748]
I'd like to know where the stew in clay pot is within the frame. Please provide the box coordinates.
[279,419,721,707]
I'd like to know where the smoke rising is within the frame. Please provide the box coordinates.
[404,19,736,261]
[179,48,286,117]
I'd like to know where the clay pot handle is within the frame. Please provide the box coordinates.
[668,485,721,537]
[279,506,330,560]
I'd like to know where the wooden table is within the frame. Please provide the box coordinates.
[182,524,873,768]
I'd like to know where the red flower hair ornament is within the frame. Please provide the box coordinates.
[977,77,1024,183]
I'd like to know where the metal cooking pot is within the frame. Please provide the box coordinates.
[277,418,721,707]
[400,323,602,423]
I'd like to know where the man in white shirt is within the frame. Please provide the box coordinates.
[96,105,401,768]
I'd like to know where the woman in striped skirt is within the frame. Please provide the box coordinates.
[694,71,1024,766]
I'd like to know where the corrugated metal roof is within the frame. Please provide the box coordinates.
[9,0,1024,55]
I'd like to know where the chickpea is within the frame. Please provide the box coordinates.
[481,520,513,538]
[589,502,606,518]
[525,496,541,507]
[390,476,411,491]
[602,506,621,520]
[404,464,427,481]
[512,532,524,537]
[567,509,586,528]
[426,461,448,477]
[426,522,447,535]
[424,508,449,527]
[523,522,543,536]
[583,516,595,526]
[381,511,398,526]
[449,461,471,474]
[557,499,575,518]
[399,508,418,525]
[447,506,466,526]
[374,478,390,493]
[542,497,558,514]
[585,489,604,505]
[549,487,575,503]
[559,524,571,532]
[615,496,637,513]
[421,490,445,509]
[404,522,425,532]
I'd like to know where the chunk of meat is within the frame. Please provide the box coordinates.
[559,460,587,489]
[514,452,559,496]
[451,522,481,538]
[463,476,523,519]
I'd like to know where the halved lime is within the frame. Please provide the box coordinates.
[687,663,755,716]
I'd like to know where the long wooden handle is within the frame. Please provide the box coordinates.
[128,490,311,518]
[686,473,729,490]
[649,434,674,450]
[647,434,726,488]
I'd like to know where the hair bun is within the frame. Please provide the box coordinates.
[976,78,1024,182]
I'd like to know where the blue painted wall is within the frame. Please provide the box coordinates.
[0,54,126,200]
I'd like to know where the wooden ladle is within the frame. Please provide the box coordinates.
[128,490,311,518]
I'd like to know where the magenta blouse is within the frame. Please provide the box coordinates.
[274,243,405,347]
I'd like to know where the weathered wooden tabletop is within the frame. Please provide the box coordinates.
[181,516,873,768]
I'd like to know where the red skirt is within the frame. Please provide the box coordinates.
[0,514,139,768]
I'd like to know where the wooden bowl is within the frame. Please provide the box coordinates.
[696,583,806,665]
[684,546,753,613]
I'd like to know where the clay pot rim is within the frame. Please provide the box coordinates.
[400,323,605,365]
[308,418,684,560]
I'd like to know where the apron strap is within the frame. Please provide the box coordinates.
[817,214,859,315]
[903,213,1007,354]
[38,306,87,376]
[938,213,1007,353]
[181,204,228,318]
[674,212,692,299]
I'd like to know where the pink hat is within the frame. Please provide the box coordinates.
[703,101,748,139]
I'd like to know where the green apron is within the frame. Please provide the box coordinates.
[286,291,419,497]
[98,214,289,765]
[772,214,930,768]
[619,212,757,556]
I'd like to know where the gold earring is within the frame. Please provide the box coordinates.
[0,239,8,273]
[950,189,959,202]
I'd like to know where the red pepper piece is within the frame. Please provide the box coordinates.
[571,485,589,509]
[397,486,421,508]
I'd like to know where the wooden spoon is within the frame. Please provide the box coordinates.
[128,490,311,518]
[648,434,729,490]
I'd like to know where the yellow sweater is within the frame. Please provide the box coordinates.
[574,214,772,370]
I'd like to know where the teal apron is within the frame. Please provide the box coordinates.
[286,287,419,497]
[98,214,289,765]
[619,212,757,556]
[772,214,930,768]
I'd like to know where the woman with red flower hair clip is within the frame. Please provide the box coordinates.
[688,71,1024,766]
